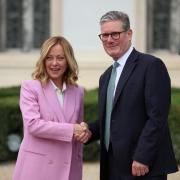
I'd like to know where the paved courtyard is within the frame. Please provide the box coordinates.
[0,162,179,180]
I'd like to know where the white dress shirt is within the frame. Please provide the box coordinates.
[50,80,67,107]
[113,46,134,96]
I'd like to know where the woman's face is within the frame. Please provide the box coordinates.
[45,44,68,85]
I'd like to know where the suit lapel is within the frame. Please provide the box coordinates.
[43,81,66,122]
[99,67,112,119]
[113,49,138,108]
[63,86,76,123]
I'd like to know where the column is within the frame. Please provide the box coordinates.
[0,0,6,51]
[134,0,148,52]
[146,0,154,52]
[50,0,63,36]
[22,0,34,52]
[170,0,180,53]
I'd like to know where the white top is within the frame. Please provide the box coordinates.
[113,46,134,95]
[50,80,67,107]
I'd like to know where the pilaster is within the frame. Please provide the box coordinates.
[134,0,147,52]
[0,0,6,51]
[50,0,63,36]
[170,0,180,53]
[22,0,34,51]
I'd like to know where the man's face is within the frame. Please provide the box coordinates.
[100,20,132,60]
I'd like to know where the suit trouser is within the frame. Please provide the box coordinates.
[107,143,167,180]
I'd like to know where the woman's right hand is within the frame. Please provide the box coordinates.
[74,124,85,136]
[74,123,92,143]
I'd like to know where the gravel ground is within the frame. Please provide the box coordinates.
[0,162,179,180]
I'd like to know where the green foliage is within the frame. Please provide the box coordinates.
[0,86,20,98]
[0,86,100,162]
[0,86,180,164]
[170,88,180,163]
[171,88,180,105]
[169,104,180,163]
[0,87,22,161]
[84,88,99,161]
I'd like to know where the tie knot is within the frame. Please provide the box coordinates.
[113,62,119,69]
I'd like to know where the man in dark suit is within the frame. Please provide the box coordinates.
[77,11,178,180]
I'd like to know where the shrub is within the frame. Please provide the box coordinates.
[0,87,99,162]
[169,104,180,163]
[0,87,180,164]
[0,87,22,161]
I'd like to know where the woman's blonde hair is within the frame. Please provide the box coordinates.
[32,36,78,86]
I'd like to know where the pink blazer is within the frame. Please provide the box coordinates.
[13,80,84,180]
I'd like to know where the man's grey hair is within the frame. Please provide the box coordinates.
[100,11,130,31]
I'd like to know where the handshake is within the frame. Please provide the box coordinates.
[73,122,92,143]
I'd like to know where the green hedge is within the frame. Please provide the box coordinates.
[169,104,180,163]
[0,87,180,163]
[0,87,22,161]
[0,86,99,162]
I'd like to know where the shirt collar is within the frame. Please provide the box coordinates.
[50,80,67,92]
[115,45,133,67]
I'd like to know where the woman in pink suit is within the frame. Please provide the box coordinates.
[13,36,87,180]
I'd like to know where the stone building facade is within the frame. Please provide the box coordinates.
[0,0,179,54]
[147,0,180,53]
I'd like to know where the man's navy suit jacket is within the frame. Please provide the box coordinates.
[89,49,178,179]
